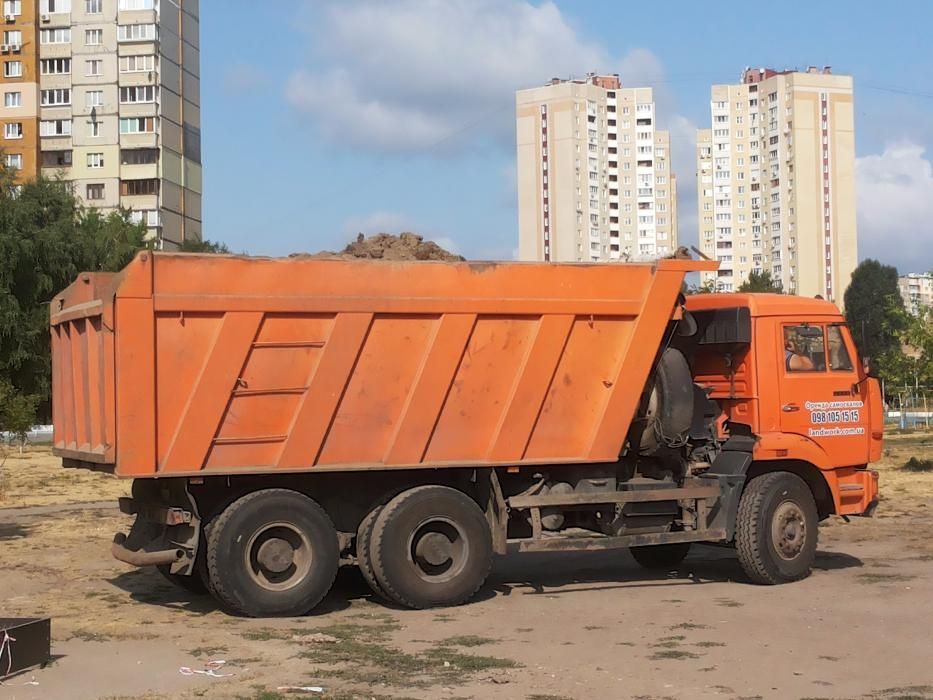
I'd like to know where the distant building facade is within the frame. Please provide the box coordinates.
[0,0,202,247]
[899,273,933,315]
[517,74,677,262]
[696,66,856,302]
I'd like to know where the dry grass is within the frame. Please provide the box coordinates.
[0,445,128,507]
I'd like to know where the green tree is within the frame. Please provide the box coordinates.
[843,259,906,365]
[0,163,145,420]
[0,378,38,452]
[738,270,782,293]
[178,238,231,254]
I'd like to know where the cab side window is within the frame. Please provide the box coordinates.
[783,325,826,372]
[826,325,854,371]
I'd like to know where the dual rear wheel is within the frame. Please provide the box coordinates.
[357,485,493,609]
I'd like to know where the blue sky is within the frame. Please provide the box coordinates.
[200,1,933,273]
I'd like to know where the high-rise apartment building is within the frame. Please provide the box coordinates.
[517,74,677,262]
[696,67,856,302]
[0,0,202,247]
[899,273,933,315]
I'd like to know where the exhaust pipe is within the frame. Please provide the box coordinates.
[111,532,185,567]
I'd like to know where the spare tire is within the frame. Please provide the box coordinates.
[637,348,694,455]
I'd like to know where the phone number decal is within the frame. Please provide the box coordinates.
[810,409,860,424]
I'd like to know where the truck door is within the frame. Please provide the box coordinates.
[778,322,871,465]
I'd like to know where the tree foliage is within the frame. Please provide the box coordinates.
[843,259,906,365]
[0,164,145,420]
[179,237,231,254]
[738,270,782,293]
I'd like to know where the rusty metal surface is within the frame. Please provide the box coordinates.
[515,528,728,553]
[507,483,722,510]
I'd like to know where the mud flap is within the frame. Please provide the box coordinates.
[703,450,753,540]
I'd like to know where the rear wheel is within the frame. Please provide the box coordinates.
[736,472,818,584]
[356,505,390,601]
[370,486,492,609]
[629,542,691,570]
[206,489,339,617]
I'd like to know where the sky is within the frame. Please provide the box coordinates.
[200,0,933,274]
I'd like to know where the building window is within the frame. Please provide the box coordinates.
[85,0,101,12]
[3,1,22,16]
[117,23,157,41]
[5,153,22,169]
[86,183,105,200]
[40,119,72,136]
[88,120,101,137]
[4,122,22,139]
[40,88,71,106]
[119,54,155,73]
[3,30,22,45]
[119,116,156,134]
[39,28,71,44]
[87,152,104,168]
[4,91,21,107]
[85,89,103,108]
[118,0,154,8]
[40,58,71,75]
[85,59,102,76]
[119,85,157,103]
[4,61,23,78]
[41,149,71,166]
[85,29,102,45]
[40,0,71,11]
[128,209,159,227]
[121,178,158,196]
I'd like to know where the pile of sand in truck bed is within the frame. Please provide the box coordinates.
[293,232,464,262]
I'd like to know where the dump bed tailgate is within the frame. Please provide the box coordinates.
[50,272,118,466]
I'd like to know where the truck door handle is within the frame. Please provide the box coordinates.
[782,403,800,412]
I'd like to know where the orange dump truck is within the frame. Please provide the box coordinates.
[51,252,881,616]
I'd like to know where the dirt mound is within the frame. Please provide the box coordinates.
[293,233,464,262]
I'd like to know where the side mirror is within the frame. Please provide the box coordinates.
[862,356,874,377]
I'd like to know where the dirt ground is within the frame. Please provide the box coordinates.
[1,435,932,700]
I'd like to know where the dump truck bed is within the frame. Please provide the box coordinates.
[51,252,716,477]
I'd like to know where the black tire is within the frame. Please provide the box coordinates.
[356,505,390,601]
[206,489,339,617]
[629,542,692,570]
[370,485,492,609]
[639,348,694,455]
[736,472,818,585]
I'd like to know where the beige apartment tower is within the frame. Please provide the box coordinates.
[0,0,202,247]
[696,67,856,302]
[517,74,677,262]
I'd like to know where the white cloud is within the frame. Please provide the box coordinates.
[856,143,933,273]
[288,0,664,153]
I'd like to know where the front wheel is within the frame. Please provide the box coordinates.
[206,489,339,617]
[735,472,818,584]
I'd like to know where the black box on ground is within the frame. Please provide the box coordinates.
[0,617,51,678]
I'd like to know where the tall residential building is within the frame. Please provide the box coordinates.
[696,66,856,302]
[0,0,202,247]
[899,273,933,315]
[517,74,677,263]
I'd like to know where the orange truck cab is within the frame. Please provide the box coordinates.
[684,294,881,519]
[50,254,881,617]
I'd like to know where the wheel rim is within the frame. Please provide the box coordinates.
[245,522,313,592]
[771,500,807,561]
[406,516,469,583]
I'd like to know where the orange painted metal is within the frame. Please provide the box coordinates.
[50,252,715,477]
